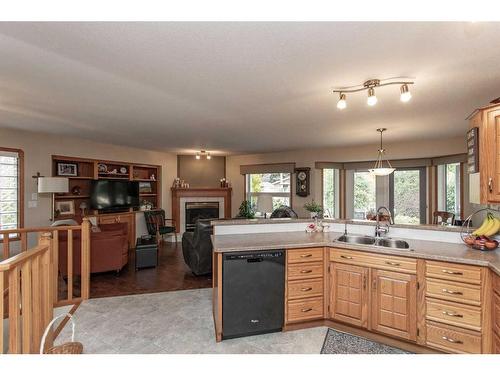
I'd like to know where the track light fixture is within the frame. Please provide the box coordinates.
[195,150,211,160]
[333,77,414,109]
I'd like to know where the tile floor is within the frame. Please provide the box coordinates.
[59,288,327,354]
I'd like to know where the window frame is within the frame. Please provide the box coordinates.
[436,162,463,220]
[321,168,340,219]
[389,167,427,224]
[244,172,292,215]
[0,147,24,242]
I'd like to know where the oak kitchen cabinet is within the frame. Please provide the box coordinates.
[328,248,418,342]
[371,269,417,341]
[469,103,500,203]
[329,263,369,328]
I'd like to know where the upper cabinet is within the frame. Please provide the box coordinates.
[469,103,500,204]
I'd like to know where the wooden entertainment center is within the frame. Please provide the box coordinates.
[51,155,162,247]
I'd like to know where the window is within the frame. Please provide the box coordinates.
[0,148,23,237]
[353,171,376,219]
[322,169,340,218]
[437,163,461,219]
[245,173,291,216]
[389,168,427,224]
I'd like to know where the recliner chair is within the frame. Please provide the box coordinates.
[182,219,213,276]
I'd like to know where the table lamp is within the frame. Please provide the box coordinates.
[257,195,273,219]
[38,177,69,221]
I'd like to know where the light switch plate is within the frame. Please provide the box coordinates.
[28,200,37,208]
[31,193,38,200]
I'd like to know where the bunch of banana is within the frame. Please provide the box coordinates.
[472,213,500,237]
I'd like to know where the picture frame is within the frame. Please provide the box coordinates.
[139,181,152,193]
[57,162,78,176]
[55,200,75,216]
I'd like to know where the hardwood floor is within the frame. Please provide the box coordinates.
[58,241,212,300]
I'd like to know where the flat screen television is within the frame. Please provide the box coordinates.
[90,180,139,211]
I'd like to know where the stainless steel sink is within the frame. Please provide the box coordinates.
[375,238,410,249]
[336,235,376,245]
[336,235,411,250]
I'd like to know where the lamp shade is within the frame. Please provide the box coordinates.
[257,194,273,215]
[38,177,69,193]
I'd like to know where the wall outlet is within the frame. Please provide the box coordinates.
[28,200,38,208]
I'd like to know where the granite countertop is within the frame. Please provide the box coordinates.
[211,230,500,276]
[211,218,466,233]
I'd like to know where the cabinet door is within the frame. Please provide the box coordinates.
[371,269,417,341]
[329,263,368,328]
[486,109,500,202]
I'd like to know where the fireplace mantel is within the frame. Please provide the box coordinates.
[171,187,232,233]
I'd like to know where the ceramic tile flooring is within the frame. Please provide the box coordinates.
[59,288,327,354]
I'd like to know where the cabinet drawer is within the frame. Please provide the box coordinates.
[426,322,481,354]
[426,278,481,306]
[329,248,416,274]
[426,261,481,285]
[99,216,119,224]
[494,332,500,354]
[494,292,500,336]
[287,278,323,300]
[494,272,500,296]
[287,297,324,323]
[287,262,323,281]
[426,298,481,331]
[287,248,324,264]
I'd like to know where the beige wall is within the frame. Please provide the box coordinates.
[226,136,468,218]
[178,155,225,188]
[0,128,177,230]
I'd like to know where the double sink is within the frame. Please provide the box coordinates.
[336,234,411,250]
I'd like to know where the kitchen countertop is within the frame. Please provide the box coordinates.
[211,218,466,232]
[212,230,500,276]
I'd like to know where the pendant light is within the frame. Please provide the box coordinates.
[400,83,412,102]
[369,128,395,176]
[367,87,377,106]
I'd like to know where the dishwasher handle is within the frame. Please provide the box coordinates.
[247,258,264,263]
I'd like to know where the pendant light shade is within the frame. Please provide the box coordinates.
[368,128,395,176]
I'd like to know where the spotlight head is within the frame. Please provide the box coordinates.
[367,87,377,106]
[400,84,412,102]
[337,93,347,110]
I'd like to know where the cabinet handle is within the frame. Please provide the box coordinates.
[385,261,401,266]
[301,308,313,313]
[442,288,463,295]
[340,255,353,260]
[372,278,377,290]
[301,287,313,291]
[442,336,463,344]
[363,275,367,290]
[442,310,463,318]
[300,254,313,258]
[489,177,494,193]
[300,270,313,274]
[442,269,463,275]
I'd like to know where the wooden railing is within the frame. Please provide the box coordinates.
[0,219,91,354]
[1,218,91,305]
[0,234,52,353]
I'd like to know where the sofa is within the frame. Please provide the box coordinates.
[58,223,129,276]
[182,219,213,276]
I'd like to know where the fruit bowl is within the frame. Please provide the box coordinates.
[461,208,500,251]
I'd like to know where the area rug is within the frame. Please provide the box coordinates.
[321,328,412,354]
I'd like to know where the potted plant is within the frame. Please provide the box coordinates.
[238,200,256,219]
[304,200,323,219]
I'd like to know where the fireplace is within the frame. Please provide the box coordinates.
[185,202,220,232]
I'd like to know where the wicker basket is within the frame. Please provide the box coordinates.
[40,313,83,354]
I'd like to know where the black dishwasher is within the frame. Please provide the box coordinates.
[222,250,285,339]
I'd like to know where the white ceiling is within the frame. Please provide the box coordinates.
[0,22,499,154]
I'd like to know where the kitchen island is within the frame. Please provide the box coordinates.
[211,224,500,353]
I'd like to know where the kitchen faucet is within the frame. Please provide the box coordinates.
[375,206,394,237]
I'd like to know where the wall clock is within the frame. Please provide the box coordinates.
[295,167,310,197]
